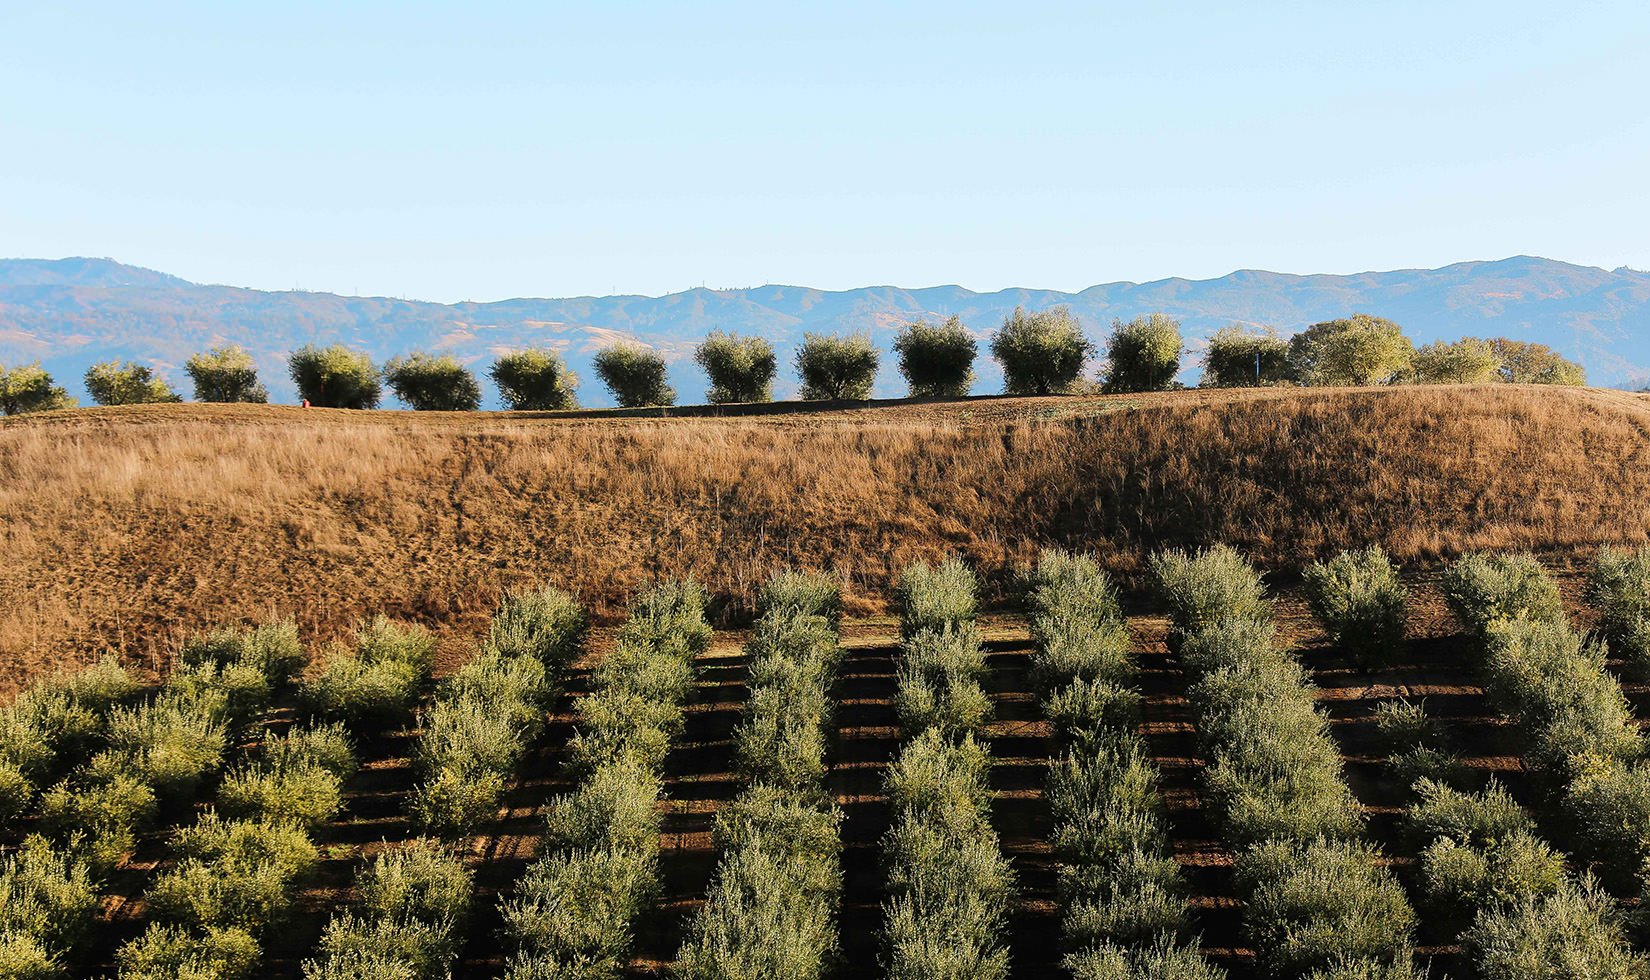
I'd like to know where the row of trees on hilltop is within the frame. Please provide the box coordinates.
[0,310,1589,415]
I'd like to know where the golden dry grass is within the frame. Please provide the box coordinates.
[2,384,1648,693]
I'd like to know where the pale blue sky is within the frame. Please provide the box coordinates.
[3,1,1647,301]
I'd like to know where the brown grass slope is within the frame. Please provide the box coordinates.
[2,384,1648,692]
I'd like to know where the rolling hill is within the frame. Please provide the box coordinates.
[3,383,1649,693]
[2,255,1648,406]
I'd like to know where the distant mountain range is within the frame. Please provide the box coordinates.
[2,255,1647,406]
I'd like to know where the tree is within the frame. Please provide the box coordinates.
[1406,338,1501,384]
[288,345,382,409]
[0,362,74,415]
[893,316,976,398]
[1488,339,1586,386]
[1102,313,1183,393]
[84,361,182,406]
[1201,325,1292,387]
[794,333,879,401]
[990,307,1093,395]
[694,331,776,404]
[593,344,675,408]
[383,352,482,411]
[184,346,268,403]
[491,348,579,411]
[1287,314,1414,386]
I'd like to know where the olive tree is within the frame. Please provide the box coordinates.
[1407,338,1501,384]
[84,361,182,406]
[1488,339,1586,385]
[185,346,268,403]
[1201,325,1292,387]
[694,331,776,404]
[491,348,579,411]
[794,332,878,400]
[1101,313,1182,393]
[383,352,482,411]
[288,344,382,409]
[1287,314,1414,386]
[990,307,1093,395]
[593,344,675,408]
[0,362,74,415]
[893,316,976,398]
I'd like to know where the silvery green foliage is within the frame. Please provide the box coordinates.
[1589,546,1650,678]
[1303,547,1408,667]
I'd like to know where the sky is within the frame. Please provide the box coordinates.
[2,1,1648,303]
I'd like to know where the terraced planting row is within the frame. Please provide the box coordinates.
[5,547,1650,978]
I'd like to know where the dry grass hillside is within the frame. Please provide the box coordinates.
[3,383,1648,691]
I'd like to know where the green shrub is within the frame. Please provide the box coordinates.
[0,837,99,956]
[1442,553,1565,635]
[1406,338,1501,385]
[151,813,318,934]
[1238,838,1415,977]
[884,728,993,828]
[411,766,506,839]
[0,361,74,415]
[1065,935,1228,979]
[896,624,990,738]
[990,306,1092,395]
[1590,546,1650,678]
[1405,778,1534,849]
[675,842,840,980]
[180,621,307,686]
[1101,313,1182,393]
[1,657,136,787]
[1419,832,1565,934]
[501,845,656,980]
[1480,617,1643,768]
[712,784,842,873]
[1488,338,1587,386]
[486,585,588,670]
[1200,325,1292,388]
[383,352,482,411]
[1044,677,1140,746]
[694,331,776,404]
[105,693,231,800]
[185,346,269,403]
[288,344,381,409]
[758,570,842,624]
[794,332,879,400]
[305,916,444,980]
[300,618,435,731]
[1464,878,1645,978]
[543,762,661,852]
[1302,547,1408,667]
[563,688,679,777]
[116,924,260,980]
[593,343,675,408]
[306,842,472,980]
[898,558,979,637]
[217,760,346,830]
[1175,616,1281,676]
[0,761,33,829]
[893,316,976,398]
[0,930,64,980]
[1025,548,1124,632]
[491,348,579,411]
[1287,314,1414,387]
[167,660,274,734]
[84,360,182,406]
[1564,755,1650,884]
[1150,546,1271,637]
[39,765,157,873]
[882,820,1014,980]
[447,653,552,731]
[1030,622,1133,698]
[266,723,358,780]
[1371,699,1437,756]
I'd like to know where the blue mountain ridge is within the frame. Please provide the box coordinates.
[2,255,1646,407]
